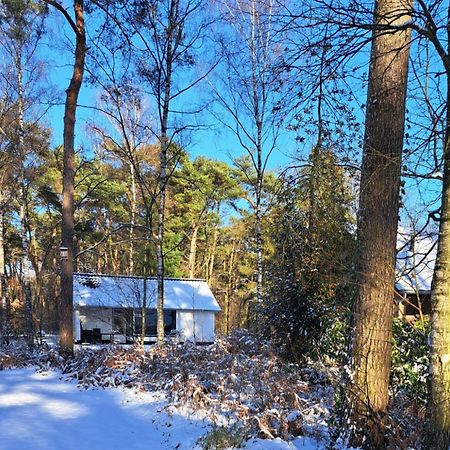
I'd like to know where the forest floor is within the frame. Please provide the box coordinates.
[3,331,422,449]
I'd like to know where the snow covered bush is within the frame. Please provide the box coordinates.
[197,423,247,449]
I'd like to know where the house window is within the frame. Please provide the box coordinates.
[134,310,176,336]
[112,309,133,336]
[403,294,432,317]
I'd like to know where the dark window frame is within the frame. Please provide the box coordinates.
[133,309,176,336]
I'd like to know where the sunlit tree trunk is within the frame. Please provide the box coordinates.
[14,48,34,346]
[45,0,86,355]
[188,223,199,279]
[250,0,264,306]
[140,259,147,347]
[129,162,136,275]
[225,238,236,335]
[157,132,167,345]
[19,200,33,345]
[0,209,8,345]
[207,223,219,282]
[423,77,450,450]
[348,0,411,446]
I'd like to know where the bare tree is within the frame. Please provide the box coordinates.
[43,0,86,355]
[211,0,288,306]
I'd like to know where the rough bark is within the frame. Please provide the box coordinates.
[52,0,86,355]
[348,0,411,447]
[225,239,236,335]
[19,199,33,345]
[156,131,167,345]
[255,191,263,304]
[422,78,450,450]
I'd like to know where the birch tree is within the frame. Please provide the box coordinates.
[212,0,288,305]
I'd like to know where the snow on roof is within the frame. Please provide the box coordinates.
[74,273,221,311]
[395,228,437,294]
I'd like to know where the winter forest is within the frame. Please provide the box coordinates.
[0,0,450,449]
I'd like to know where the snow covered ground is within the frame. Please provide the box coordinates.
[0,368,326,450]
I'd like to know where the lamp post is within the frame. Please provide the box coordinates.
[60,246,69,261]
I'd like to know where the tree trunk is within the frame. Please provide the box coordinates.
[225,239,236,335]
[255,191,263,305]
[348,0,411,447]
[207,224,219,282]
[0,210,8,345]
[16,50,33,346]
[422,77,450,450]
[58,0,86,355]
[156,130,167,345]
[188,223,199,279]
[250,0,264,307]
[20,199,33,346]
[140,267,147,347]
[156,0,178,346]
[129,162,137,275]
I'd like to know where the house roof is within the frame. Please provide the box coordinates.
[395,228,437,294]
[74,273,221,312]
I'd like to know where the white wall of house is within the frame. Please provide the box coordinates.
[75,307,216,343]
[176,310,215,342]
[73,310,81,342]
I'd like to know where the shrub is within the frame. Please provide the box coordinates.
[391,318,430,403]
[197,423,246,450]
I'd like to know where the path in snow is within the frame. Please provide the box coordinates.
[0,368,324,450]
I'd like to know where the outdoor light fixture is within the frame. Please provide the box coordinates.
[60,246,69,261]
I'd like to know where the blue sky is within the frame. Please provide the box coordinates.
[41,16,296,174]
[20,2,444,231]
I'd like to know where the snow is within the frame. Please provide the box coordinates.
[0,367,330,450]
[0,367,210,450]
[246,436,323,449]
[396,228,437,294]
[74,273,221,311]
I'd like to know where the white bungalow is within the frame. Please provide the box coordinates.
[73,273,221,344]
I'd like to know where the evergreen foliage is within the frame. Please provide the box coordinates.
[260,148,354,359]
[391,318,430,403]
